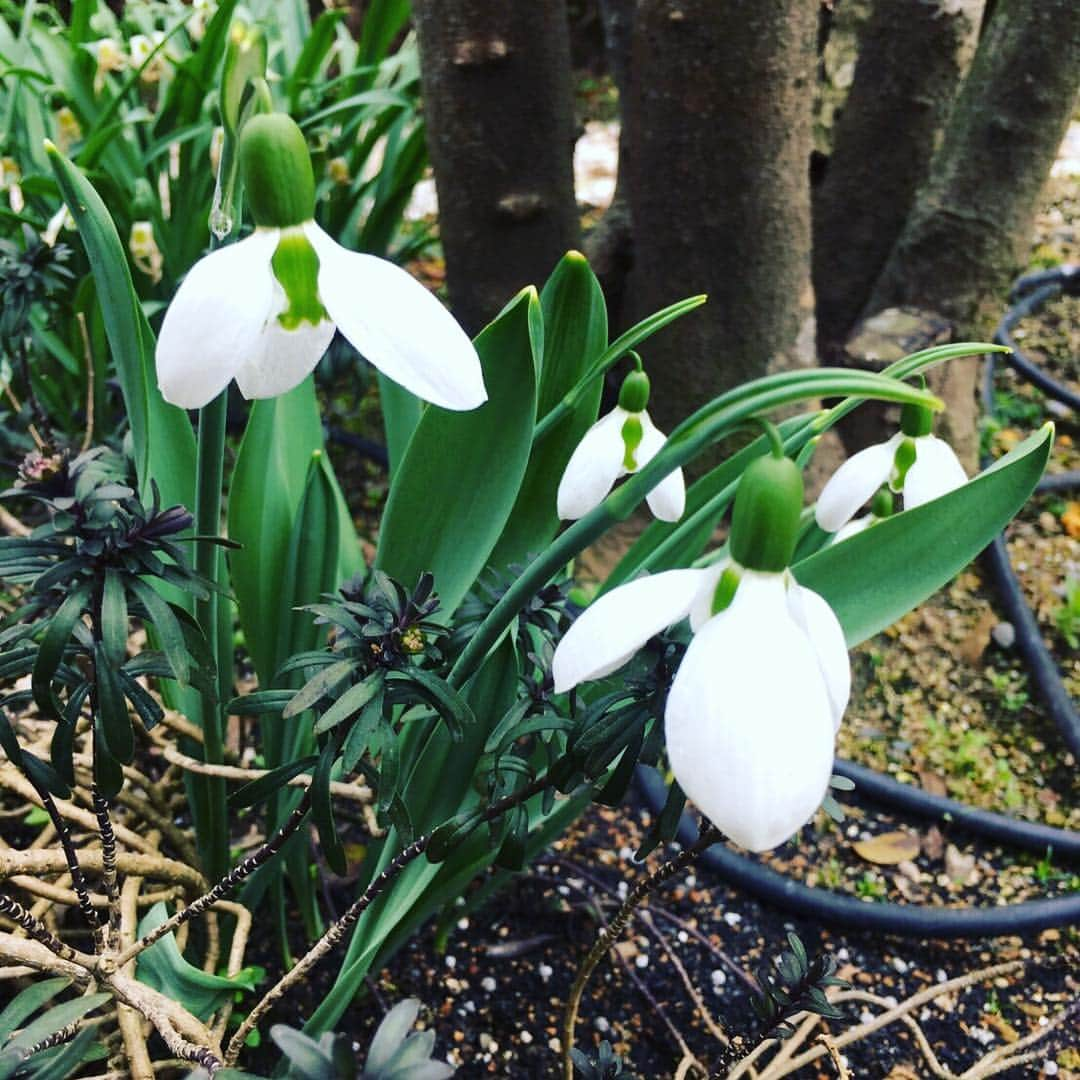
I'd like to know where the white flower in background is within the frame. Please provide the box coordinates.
[815,403,965,534]
[42,205,74,248]
[553,451,850,852]
[54,107,83,155]
[828,486,894,545]
[87,37,125,93]
[129,220,163,283]
[1,158,24,214]
[156,114,486,411]
[557,368,685,522]
[129,32,167,83]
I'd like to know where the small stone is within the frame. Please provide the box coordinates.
[1043,1061,1058,1075]
[538,963,553,982]
[445,955,457,970]
[723,912,742,928]
[519,1030,533,1045]
[992,622,1016,648]
[594,1017,610,1034]
[635,954,649,969]
[481,977,496,993]
[891,957,909,975]
[710,969,727,986]
[479,1033,497,1052]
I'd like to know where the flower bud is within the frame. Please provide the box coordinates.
[870,486,894,519]
[618,369,650,413]
[729,453,804,572]
[239,113,316,228]
[220,21,267,135]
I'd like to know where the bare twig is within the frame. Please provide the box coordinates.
[561,827,722,1080]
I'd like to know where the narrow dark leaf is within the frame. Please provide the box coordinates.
[229,755,319,808]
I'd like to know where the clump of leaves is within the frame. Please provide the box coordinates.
[229,570,474,871]
[0,977,108,1079]
[0,224,74,350]
[571,1040,634,1079]
[750,933,849,1039]
[0,449,219,798]
[260,999,454,1080]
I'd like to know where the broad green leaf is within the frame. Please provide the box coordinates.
[135,903,259,1021]
[94,641,133,765]
[4,993,109,1053]
[490,252,608,570]
[376,288,541,615]
[45,146,196,514]
[229,380,324,686]
[128,579,190,687]
[0,979,70,1043]
[100,569,128,669]
[312,673,383,734]
[795,424,1053,646]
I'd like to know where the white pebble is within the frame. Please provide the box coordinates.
[445,955,456,970]
[971,1027,995,1046]
[481,977,496,993]
[677,931,688,944]
[891,957,909,975]
[519,1031,533,1045]
[1044,1061,1058,1076]
[594,1017,610,1034]
[991,622,1016,648]
[710,969,727,986]
[836,948,850,961]
[684,874,696,888]
[635,954,649,969]
[538,963,554,982]
[936,969,949,983]
[723,912,742,927]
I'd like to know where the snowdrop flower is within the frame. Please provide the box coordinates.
[815,402,965,534]
[156,114,486,411]
[557,368,685,522]
[553,449,850,851]
[87,38,125,93]
[829,486,894,545]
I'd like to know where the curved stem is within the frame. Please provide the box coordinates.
[561,825,722,1080]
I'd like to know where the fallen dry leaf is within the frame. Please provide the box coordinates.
[923,826,946,860]
[917,770,948,798]
[957,609,997,665]
[945,843,977,885]
[982,1012,1020,1043]
[853,831,921,865]
[1062,501,1080,539]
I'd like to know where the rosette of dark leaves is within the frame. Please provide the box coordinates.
[0,449,218,798]
[749,932,849,1039]
[228,570,474,874]
[449,562,569,658]
[571,1040,634,1079]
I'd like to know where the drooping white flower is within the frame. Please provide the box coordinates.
[554,447,851,852]
[815,407,966,534]
[156,113,486,412]
[552,561,849,852]
[557,369,685,522]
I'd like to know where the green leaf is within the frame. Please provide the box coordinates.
[0,979,70,1043]
[100,570,128,669]
[135,903,258,1021]
[313,673,384,735]
[229,756,319,809]
[228,381,325,686]
[387,668,474,743]
[796,424,1053,646]
[376,288,541,615]
[284,659,358,720]
[311,738,346,875]
[44,146,195,513]
[94,642,133,765]
[4,993,109,1053]
[128,579,191,687]
[489,252,608,570]
[31,584,91,722]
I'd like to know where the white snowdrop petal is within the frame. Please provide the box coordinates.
[305,223,486,411]
[234,304,336,400]
[551,568,709,693]
[557,408,628,520]
[814,435,900,533]
[903,434,967,509]
[637,414,685,521]
[688,559,731,633]
[156,230,277,408]
[831,514,875,544]
[785,579,851,732]
[665,584,836,852]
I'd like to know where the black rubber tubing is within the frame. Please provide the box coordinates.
[637,767,1080,936]
[633,266,1080,936]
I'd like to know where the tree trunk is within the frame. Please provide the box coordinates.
[623,0,818,435]
[813,0,983,357]
[859,0,1080,465]
[584,0,637,320]
[413,1,580,334]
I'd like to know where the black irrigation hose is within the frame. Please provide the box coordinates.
[638,265,1080,937]
[637,768,1080,937]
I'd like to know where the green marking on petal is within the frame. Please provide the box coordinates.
[621,414,644,471]
[890,437,918,492]
[710,565,741,616]
[271,230,328,330]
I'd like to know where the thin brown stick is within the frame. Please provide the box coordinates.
[0,850,207,894]
[116,792,311,967]
[561,826,722,1080]
[77,311,95,453]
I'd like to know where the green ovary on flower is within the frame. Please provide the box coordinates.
[620,414,643,471]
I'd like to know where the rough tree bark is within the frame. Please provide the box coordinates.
[812,0,984,357]
[412,1,580,334]
[858,0,1080,465]
[583,0,637,314]
[623,0,818,435]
